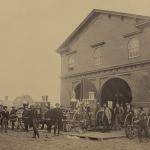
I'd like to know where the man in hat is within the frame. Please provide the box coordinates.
[10,106,17,130]
[50,103,63,135]
[1,106,9,133]
[113,103,124,130]
[103,103,112,131]
[135,107,149,142]
[30,105,39,138]
[22,106,30,132]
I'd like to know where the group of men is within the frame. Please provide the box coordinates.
[96,102,150,142]
[1,101,150,142]
[96,102,131,130]
[112,102,150,142]
[0,103,63,138]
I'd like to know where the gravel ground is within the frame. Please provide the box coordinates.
[0,130,150,150]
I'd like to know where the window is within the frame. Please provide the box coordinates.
[128,38,140,59]
[68,54,75,70]
[93,48,102,65]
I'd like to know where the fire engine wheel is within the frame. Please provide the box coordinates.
[125,125,137,139]
[124,113,136,138]
[19,119,25,129]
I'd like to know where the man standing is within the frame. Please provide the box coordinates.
[1,106,9,133]
[103,103,112,131]
[136,107,149,142]
[51,103,63,135]
[10,106,17,130]
[113,103,124,130]
[22,106,30,132]
[30,105,39,138]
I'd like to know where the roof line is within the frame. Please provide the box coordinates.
[56,9,150,53]
[93,9,150,19]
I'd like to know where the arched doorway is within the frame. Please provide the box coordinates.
[101,78,132,107]
[74,83,82,99]
[74,78,97,100]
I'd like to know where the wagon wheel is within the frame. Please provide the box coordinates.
[125,124,137,139]
[65,122,72,132]
[16,108,25,130]
[17,118,25,130]
[71,110,83,132]
[124,113,137,139]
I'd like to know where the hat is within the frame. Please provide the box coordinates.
[55,103,60,106]
[3,106,7,109]
[139,107,143,110]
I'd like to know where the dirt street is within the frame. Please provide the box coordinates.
[0,130,150,150]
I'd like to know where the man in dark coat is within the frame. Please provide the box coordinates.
[136,107,149,142]
[22,106,30,132]
[113,103,124,130]
[50,103,63,135]
[9,106,17,130]
[30,105,39,138]
[1,106,9,133]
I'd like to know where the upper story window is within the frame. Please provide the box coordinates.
[128,38,140,59]
[93,48,102,65]
[68,54,75,70]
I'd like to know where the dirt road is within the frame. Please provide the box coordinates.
[0,130,150,150]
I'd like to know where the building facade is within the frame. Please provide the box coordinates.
[57,9,150,108]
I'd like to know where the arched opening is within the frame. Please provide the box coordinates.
[101,78,132,107]
[74,83,82,99]
[74,78,97,100]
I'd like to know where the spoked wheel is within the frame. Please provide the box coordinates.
[16,108,25,130]
[125,125,137,139]
[17,118,25,130]
[124,113,137,139]
[65,122,72,132]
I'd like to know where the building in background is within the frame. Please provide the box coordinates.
[57,9,150,108]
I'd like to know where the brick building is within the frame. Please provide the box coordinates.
[56,9,150,108]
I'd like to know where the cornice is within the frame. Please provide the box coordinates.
[61,59,150,79]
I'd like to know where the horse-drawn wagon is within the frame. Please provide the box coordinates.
[62,99,114,133]
[9,101,50,130]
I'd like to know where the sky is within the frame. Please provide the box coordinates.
[0,0,150,103]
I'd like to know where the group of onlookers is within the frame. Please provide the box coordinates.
[96,102,150,142]
[0,103,63,138]
[96,102,132,131]
[1,102,150,142]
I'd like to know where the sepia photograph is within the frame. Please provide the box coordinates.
[1,0,150,150]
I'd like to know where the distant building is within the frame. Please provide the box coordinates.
[57,9,150,108]
[13,95,34,107]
